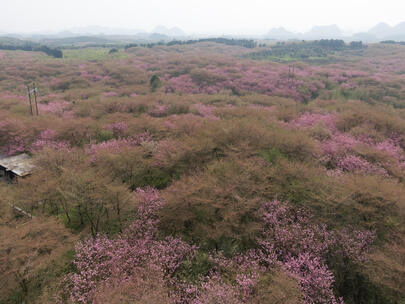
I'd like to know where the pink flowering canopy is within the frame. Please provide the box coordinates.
[67,189,375,304]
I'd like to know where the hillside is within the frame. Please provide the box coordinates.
[0,41,404,304]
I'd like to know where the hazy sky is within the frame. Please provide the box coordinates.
[1,0,405,34]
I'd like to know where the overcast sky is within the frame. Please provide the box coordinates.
[1,0,404,34]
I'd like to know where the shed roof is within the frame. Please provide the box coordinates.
[0,153,34,177]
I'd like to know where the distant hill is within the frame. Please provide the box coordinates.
[152,25,186,37]
[368,22,392,38]
[351,32,378,42]
[66,26,146,36]
[368,22,405,41]
[266,27,296,40]
[304,25,343,39]
[3,21,405,44]
[266,25,344,41]
[391,22,405,39]
[265,22,405,42]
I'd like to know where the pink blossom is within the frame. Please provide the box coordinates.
[291,112,337,132]
[192,104,219,120]
[31,129,70,152]
[255,199,375,304]
[337,155,388,176]
[69,188,196,303]
[148,104,169,117]
[103,91,118,97]
[86,132,152,161]
[79,64,110,82]
[0,91,26,101]
[38,101,71,115]
[284,253,344,304]
[67,195,375,304]
[103,122,128,137]
[376,138,404,162]
[3,136,27,156]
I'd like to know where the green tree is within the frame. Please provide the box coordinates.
[150,75,162,92]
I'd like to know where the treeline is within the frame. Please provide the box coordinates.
[0,42,63,58]
[125,37,257,50]
[167,38,257,48]
[249,39,365,60]
[381,40,405,45]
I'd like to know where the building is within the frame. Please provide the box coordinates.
[0,153,34,183]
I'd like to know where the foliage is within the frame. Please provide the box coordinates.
[0,38,63,58]
[150,74,162,92]
[64,189,375,304]
[249,40,365,61]
[1,42,405,303]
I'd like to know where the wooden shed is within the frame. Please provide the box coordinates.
[0,153,34,183]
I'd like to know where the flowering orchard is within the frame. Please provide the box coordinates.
[0,42,404,303]
[68,189,374,304]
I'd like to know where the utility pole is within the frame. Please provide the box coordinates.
[33,83,39,116]
[288,65,296,88]
[27,85,33,116]
[27,83,39,116]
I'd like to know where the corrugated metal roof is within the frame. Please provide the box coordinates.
[0,153,34,177]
